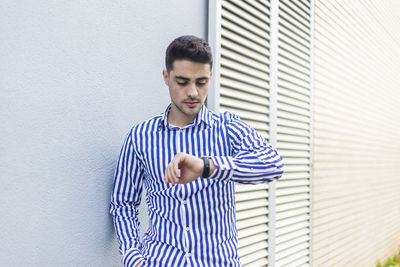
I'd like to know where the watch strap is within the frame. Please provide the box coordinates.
[201,156,210,178]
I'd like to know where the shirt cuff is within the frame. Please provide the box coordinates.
[209,156,236,181]
[122,248,145,267]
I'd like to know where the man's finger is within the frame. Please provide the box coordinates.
[173,156,180,178]
[165,162,173,184]
[164,166,169,184]
[165,153,188,185]
[166,158,178,185]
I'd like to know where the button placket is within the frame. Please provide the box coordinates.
[177,127,193,261]
[179,185,191,261]
[184,203,194,261]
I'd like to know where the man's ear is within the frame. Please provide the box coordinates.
[162,69,169,85]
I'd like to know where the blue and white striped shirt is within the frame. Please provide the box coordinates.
[110,105,284,267]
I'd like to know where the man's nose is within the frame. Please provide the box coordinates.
[187,83,199,97]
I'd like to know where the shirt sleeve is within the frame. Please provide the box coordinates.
[109,129,145,267]
[209,112,284,184]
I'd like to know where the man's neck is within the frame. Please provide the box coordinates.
[167,106,198,128]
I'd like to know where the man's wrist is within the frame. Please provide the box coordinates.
[122,248,144,267]
[208,156,235,181]
[209,158,217,175]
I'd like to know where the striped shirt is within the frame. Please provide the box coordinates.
[110,104,284,267]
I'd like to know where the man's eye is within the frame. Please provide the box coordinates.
[177,82,187,86]
[197,82,207,86]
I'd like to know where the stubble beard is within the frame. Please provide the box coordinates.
[172,98,202,120]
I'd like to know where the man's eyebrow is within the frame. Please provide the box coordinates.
[175,76,190,81]
[175,76,209,81]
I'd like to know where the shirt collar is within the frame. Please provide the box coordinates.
[158,104,213,130]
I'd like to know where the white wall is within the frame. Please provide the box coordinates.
[0,1,206,266]
[312,1,400,266]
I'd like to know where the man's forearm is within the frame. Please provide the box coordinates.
[209,147,284,184]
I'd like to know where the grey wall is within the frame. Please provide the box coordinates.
[0,1,206,266]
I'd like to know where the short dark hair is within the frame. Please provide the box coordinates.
[165,35,213,72]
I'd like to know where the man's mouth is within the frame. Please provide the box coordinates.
[184,101,199,107]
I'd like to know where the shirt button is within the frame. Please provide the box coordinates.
[182,200,188,204]
[186,227,190,231]
[186,253,192,257]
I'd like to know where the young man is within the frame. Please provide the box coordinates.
[110,35,284,267]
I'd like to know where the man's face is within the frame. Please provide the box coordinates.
[163,60,212,125]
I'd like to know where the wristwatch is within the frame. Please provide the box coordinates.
[201,156,210,178]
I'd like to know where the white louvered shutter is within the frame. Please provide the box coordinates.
[208,0,312,266]
[218,1,272,266]
[274,0,312,266]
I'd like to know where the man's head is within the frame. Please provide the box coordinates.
[165,35,213,73]
[163,35,213,127]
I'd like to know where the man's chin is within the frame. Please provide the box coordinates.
[183,106,201,116]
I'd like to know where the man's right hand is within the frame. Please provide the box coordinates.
[164,152,217,185]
